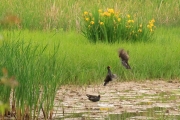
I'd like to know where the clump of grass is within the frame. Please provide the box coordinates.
[82,8,156,43]
[0,38,63,119]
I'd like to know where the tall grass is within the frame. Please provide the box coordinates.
[1,27,180,84]
[0,35,63,119]
[0,27,180,118]
[0,0,180,30]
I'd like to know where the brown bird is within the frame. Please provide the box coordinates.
[118,49,131,69]
[86,94,100,102]
[104,66,116,86]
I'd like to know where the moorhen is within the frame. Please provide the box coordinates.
[118,49,131,69]
[104,66,116,86]
[86,94,100,102]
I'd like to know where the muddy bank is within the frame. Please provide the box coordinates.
[53,80,180,119]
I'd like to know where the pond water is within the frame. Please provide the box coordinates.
[52,80,180,120]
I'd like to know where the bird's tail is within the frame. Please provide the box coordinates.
[112,74,117,79]
[103,82,108,86]
[126,63,131,69]
[122,60,131,69]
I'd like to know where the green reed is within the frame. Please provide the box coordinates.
[0,35,62,119]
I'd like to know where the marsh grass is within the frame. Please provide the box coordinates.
[0,20,180,120]
[0,36,63,119]
[0,0,180,30]
[1,27,180,85]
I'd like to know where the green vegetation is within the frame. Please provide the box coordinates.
[0,27,180,119]
[0,0,180,119]
[1,28,179,85]
[0,37,62,119]
[82,8,155,43]
[0,0,180,30]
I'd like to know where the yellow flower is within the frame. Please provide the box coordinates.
[149,19,155,27]
[100,107,109,111]
[127,14,130,18]
[128,20,131,23]
[84,11,88,15]
[139,24,142,28]
[151,19,155,23]
[147,25,151,29]
[117,18,121,22]
[138,29,142,33]
[90,21,94,25]
[150,28,153,32]
[100,22,104,25]
[128,20,134,23]
[107,8,114,14]
[98,9,103,13]
[85,18,89,21]
[107,13,111,16]
[150,23,154,27]
[103,12,111,17]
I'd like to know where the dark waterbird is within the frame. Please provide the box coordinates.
[118,49,131,69]
[104,66,116,86]
[86,94,100,102]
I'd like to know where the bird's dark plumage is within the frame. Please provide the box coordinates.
[104,66,114,86]
[118,49,131,69]
[86,94,100,102]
